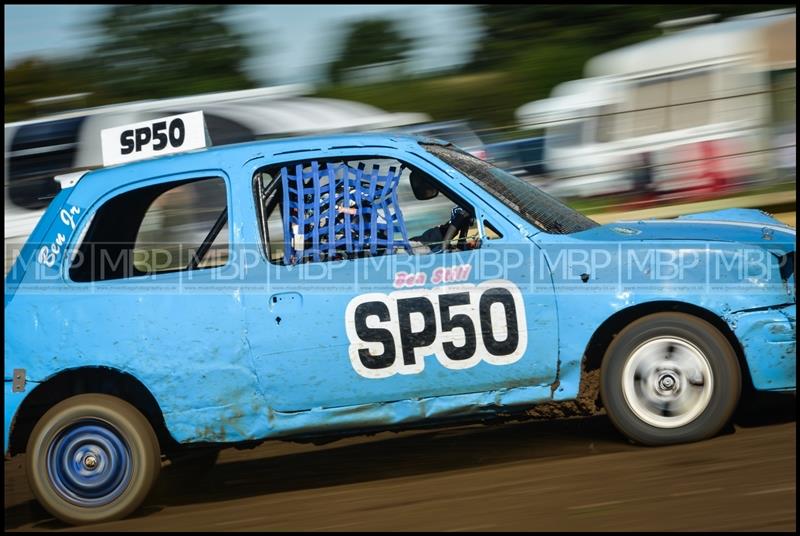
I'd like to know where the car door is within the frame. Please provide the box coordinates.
[241,147,560,412]
[50,169,260,440]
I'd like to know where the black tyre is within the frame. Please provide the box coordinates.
[600,312,741,446]
[26,394,161,525]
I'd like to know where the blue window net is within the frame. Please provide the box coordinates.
[280,161,412,264]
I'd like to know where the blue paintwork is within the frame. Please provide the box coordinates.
[729,304,795,391]
[674,208,785,225]
[48,420,132,506]
[4,188,73,307]
[4,133,796,453]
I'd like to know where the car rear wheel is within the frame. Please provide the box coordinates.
[26,394,161,525]
[600,312,741,446]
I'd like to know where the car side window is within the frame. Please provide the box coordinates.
[253,156,491,265]
[69,177,228,282]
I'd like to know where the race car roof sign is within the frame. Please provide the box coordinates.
[100,111,209,166]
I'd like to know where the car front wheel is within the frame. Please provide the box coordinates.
[26,394,161,525]
[600,312,741,446]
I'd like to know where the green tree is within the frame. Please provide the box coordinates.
[87,4,256,101]
[327,19,413,85]
[5,4,258,122]
[5,59,60,121]
[4,58,94,121]
[469,5,793,72]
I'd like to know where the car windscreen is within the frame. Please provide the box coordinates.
[421,143,598,234]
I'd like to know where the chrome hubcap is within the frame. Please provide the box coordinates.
[622,336,713,428]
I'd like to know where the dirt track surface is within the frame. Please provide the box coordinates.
[4,393,795,532]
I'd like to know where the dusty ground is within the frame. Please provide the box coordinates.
[4,392,795,532]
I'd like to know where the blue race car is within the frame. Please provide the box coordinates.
[4,113,796,524]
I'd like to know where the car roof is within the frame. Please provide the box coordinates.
[74,132,434,194]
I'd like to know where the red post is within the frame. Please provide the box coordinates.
[698,140,726,194]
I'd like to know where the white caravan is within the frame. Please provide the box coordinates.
[516,9,796,198]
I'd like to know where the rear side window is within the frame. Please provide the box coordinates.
[69,177,228,282]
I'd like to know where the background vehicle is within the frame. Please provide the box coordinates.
[516,9,796,199]
[484,136,546,183]
[3,86,430,273]
[401,120,489,159]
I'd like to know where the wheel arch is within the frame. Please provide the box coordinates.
[581,300,753,402]
[8,366,177,456]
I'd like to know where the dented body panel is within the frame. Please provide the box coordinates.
[729,304,795,391]
[4,133,796,454]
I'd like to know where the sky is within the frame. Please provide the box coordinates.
[4,5,482,85]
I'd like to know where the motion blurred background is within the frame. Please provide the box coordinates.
[4,4,796,272]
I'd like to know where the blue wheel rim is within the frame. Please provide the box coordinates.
[46,419,133,507]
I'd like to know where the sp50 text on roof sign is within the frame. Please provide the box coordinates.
[100,111,209,166]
